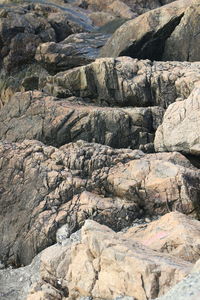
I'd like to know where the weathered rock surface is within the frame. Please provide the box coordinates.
[26,220,192,300]
[1,139,200,266]
[155,271,200,300]
[35,32,110,73]
[0,1,94,107]
[154,88,200,155]
[43,57,200,109]
[106,151,200,217]
[163,4,200,62]
[0,90,163,150]
[100,0,200,61]
[2,213,200,300]
[80,0,175,19]
[125,212,200,263]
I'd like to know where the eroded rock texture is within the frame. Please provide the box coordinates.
[0,90,163,150]
[43,57,200,108]
[155,88,200,155]
[1,140,200,267]
[27,219,192,300]
[100,0,200,62]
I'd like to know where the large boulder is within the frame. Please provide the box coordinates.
[27,220,192,300]
[154,87,200,155]
[100,0,199,61]
[163,4,200,62]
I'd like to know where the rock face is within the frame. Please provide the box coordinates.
[2,212,200,300]
[0,90,163,150]
[1,1,200,300]
[163,4,200,62]
[1,139,200,266]
[35,32,110,73]
[125,212,200,263]
[100,0,200,62]
[43,57,200,108]
[27,219,192,300]
[154,88,200,155]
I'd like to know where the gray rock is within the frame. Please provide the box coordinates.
[0,90,164,150]
[154,87,200,155]
[35,32,110,73]
[100,0,194,60]
[43,57,200,109]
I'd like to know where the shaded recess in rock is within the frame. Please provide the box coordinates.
[119,14,184,61]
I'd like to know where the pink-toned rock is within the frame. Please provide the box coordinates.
[124,212,200,263]
[34,220,192,300]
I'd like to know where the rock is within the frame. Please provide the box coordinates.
[106,151,200,217]
[82,0,174,18]
[0,1,94,107]
[1,139,200,266]
[154,88,200,155]
[100,0,199,60]
[29,220,192,300]
[0,90,164,150]
[0,254,41,300]
[0,139,144,266]
[35,32,110,73]
[43,57,200,109]
[124,212,200,263]
[154,272,200,300]
[89,11,115,27]
[107,0,137,19]
[163,4,200,62]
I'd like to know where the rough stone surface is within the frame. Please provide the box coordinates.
[43,57,200,109]
[27,220,192,300]
[0,1,94,107]
[163,4,200,62]
[0,90,163,150]
[124,212,200,263]
[35,32,110,73]
[1,139,200,266]
[154,88,200,155]
[100,0,199,61]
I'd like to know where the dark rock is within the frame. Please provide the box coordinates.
[0,90,163,150]
[35,32,110,73]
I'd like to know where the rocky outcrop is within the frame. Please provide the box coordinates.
[0,1,94,107]
[125,212,200,263]
[162,4,200,62]
[27,219,192,300]
[2,212,200,300]
[35,32,110,73]
[154,88,200,155]
[100,0,200,61]
[1,139,200,266]
[79,0,175,19]
[0,90,163,150]
[43,57,200,108]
